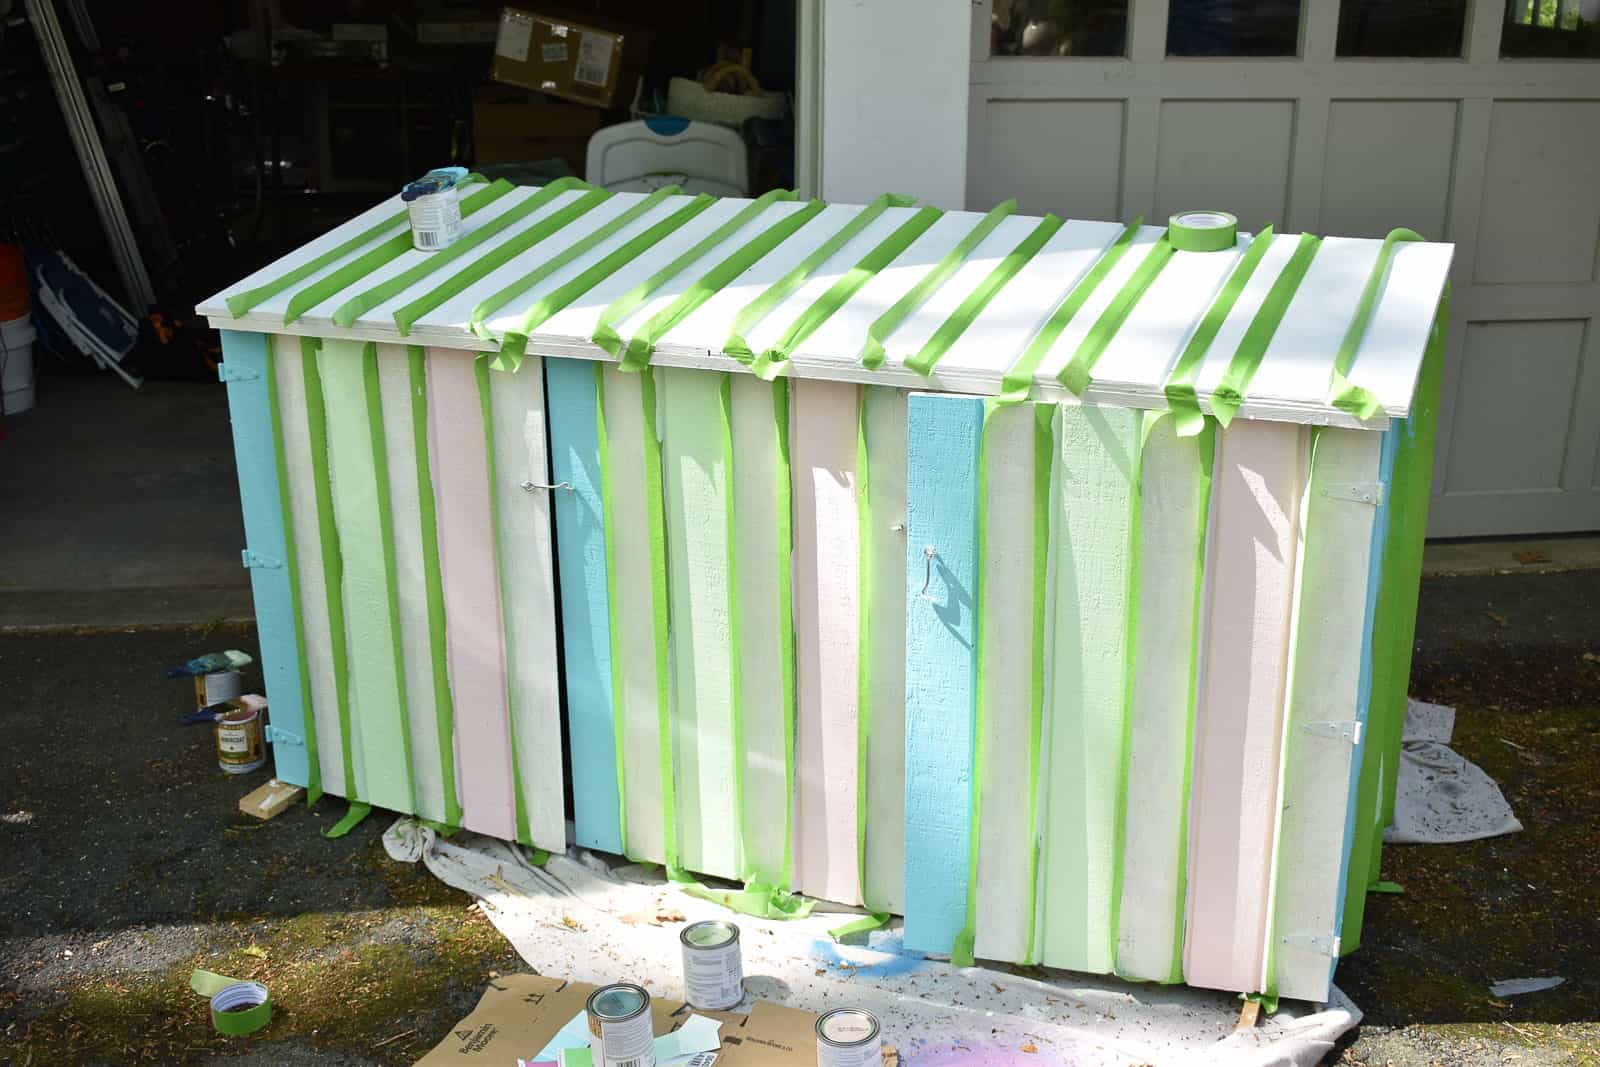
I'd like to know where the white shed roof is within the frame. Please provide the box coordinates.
[198,178,1453,428]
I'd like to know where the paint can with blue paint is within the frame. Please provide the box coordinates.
[586,982,655,1067]
[815,1008,881,1067]
[402,167,469,252]
[680,919,743,1010]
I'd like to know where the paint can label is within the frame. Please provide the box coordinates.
[587,984,655,1067]
[195,670,243,709]
[681,921,743,1011]
[407,189,462,251]
[216,705,265,774]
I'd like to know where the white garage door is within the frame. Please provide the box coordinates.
[968,0,1600,537]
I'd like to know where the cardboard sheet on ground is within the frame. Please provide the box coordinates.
[387,820,1358,1066]
[416,973,807,1066]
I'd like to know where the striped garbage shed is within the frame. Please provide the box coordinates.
[199,178,1451,1003]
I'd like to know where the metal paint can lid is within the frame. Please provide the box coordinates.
[816,1007,880,1048]
[680,919,739,950]
[587,982,650,1022]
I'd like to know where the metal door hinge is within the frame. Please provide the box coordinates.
[1321,481,1384,506]
[1303,720,1363,745]
[241,549,284,569]
[218,364,262,383]
[1283,931,1340,957]
[265,725,303,747]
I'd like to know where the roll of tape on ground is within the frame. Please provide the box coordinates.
[1169,211,1238,252]
[190,969,272,1036]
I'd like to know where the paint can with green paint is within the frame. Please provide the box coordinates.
[586,982,655,1067]
[815,1008,881,1067]
[680,919,743,1010]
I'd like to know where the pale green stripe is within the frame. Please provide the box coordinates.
[299,337,357,801]
[408,345,463,828]
[640,367,679,871]
[594,190,797,359]
[996,218,1143,404]
[477,356,533,845]
[720,373,749,877]
[595,362,631,855]
[1107,403,1146,966]
[282,180,515,326]
[906,215,1063,377]
[1162,228,1274,437]
[862,200,1017,369]
[1022,401,1054,965]
[724,193,915,364]
[1172,417,1213,981]
[773,377,797,890]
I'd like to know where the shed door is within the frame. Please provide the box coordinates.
[968,0,1600,536]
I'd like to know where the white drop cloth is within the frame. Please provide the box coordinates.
[385,820,1358,1067]
[1385,699,1523,845]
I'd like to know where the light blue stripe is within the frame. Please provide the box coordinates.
[1328,419,1399,978]
[902,394,983,954]
[546,357,623,853]
[220,330,311,789]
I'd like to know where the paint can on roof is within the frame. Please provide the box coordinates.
[815,1007,881,1067]
[402,167,468,252]
[586,982,655,1067]
[680,919,743,1010]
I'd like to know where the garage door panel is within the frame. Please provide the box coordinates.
[1475,102,1600,286]
[1322,101,1457,241]
[1156,100,1293,231]
[975,100,1124,220]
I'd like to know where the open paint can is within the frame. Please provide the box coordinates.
[586,982,655,1067]
[815,1008,881,1067]
[215,696,266,774]
[680,919,743,1010]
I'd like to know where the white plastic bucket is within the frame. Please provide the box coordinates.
[1,313,36,415]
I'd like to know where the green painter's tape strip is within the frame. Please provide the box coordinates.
[409,346,462,828]
[477,356,533,845]
[1058,234,1175,395]
[1107,405,1146,966]
[620,200,828,373]
[862,200,1017,370]
[595,363,631,854]
[952,400,997,968]
[594,189,797,359]
[1329,228,1425,421]
[299,338,358,803]
[720,374,750,879]
[724,193,916,363]
[1172,415,1213,981]
[679,877,815,920]
[640,368,679,870]
[393,186,611,336]
[282,180,514,326]
[1210,233,1321,428]
[268,340,323,807]
[774,378,798,890]
[498,190,705,373]
[852,386,887,933]
[363,345,418,815]
[756,206,943,379]
[1162,228,1274,437]
[996,218,1143,404]
[332,178,589,329]
[324,801,371,838]
[908,215,1064,377]
[475,186,679,345]
[226,179,495,317]
[1023,401,1053,965]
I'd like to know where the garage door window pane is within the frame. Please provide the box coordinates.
[989,1,1129,57]
[1336,0,1467,56]
[1501,0,1600,58]
[1167,0,1302,56]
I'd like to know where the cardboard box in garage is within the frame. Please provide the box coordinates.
[491,6,651,110]
[473,91,601,172]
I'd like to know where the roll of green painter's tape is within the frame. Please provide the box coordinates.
[190,969,272,1036]
[1169,211,1238,252]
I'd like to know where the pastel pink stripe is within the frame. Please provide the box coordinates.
[790,380,864,906]
[425,348,515,840]
[1183,420,1304,992]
